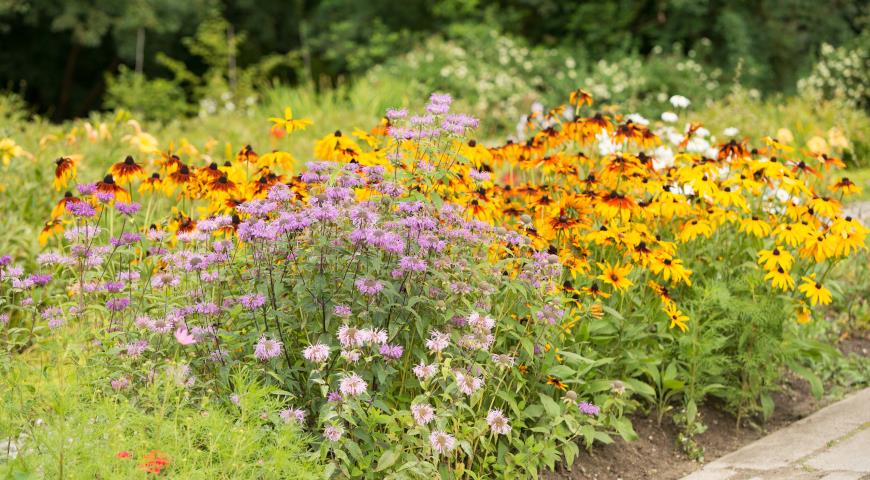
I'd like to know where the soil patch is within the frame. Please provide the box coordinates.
[547,374,822,480]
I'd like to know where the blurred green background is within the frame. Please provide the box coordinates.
[0,0,868,123]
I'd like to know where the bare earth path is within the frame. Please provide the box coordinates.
[682,388,870,480]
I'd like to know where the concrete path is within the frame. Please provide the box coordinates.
[682,388,870,480]
[844,201,870,226]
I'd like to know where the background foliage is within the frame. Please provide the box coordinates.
[1,0,868,120]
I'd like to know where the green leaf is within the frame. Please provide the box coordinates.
[788,361,823,399]
[562,441,579,467]
[546,364,575,378]
[624,378,656,398]
[686,399,698,425]
[375,449,400,472]
[613,417,638,441]
[760,393,775,420]
[539,393,562,418]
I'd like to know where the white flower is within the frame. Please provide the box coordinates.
[596,132,621,156]
[723,127,739,137]
[652,146,675,171]
[661,111,678,123]
[669,95,691,108]
[625,113,649,126]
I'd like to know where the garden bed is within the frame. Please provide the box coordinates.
[552,333,870,480]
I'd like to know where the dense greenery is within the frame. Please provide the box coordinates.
[1,0,867,119]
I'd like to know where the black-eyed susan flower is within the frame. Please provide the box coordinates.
[830,177,860,196]
[664,302,688,332]
[96,174,131,202]
[0,138,27,166]
[678,219,713,242]
[596,261,633,292]
[236,145,259,164]
[757,246,794,271]
[738,216,771,237]
[765,267,795,291]
[796,305,811,324]
[775,222,811,248]
[39,219,64,246]
[268,107,312,134]
[139,173,167,196]
[649,255,692,286]
[829,216,868,256]
[168,164,193,188]
[798,275,832,306]
[581,282,611,299]
[800,233,837,262]
[546,376,567,391]
[568,88,593,107]
[109,155,145,184]
[53,156,77,190]
[314,131,360,161]
[51,191,80,218]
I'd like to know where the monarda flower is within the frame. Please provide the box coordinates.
[302,343,330,363]
[115,201,141,216]
[174,327,197,345]
[238,293,267,310]
[333,304,352,317]
[455,371,483,396]
[486,409,512,435]
[254,336,283,361]
[413,362,437,380]
[411,403,435,425]
[279,407,307,423]
[106,297,130,312]
[354,277,384,296]
[66,200,96,218]
[429,431,456,455]
[379,344,404,359]
[578,402,600,415]
[323,425,344,442]
[337,325,366,348]
[425,330,450,353]
[339,373,367,397]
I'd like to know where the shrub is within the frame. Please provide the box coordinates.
[105,66,191,122]
[798,37,870,111]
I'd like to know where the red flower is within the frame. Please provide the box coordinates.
[138,450,171,474]
[116,451,131,459]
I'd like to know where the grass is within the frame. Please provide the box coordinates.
[0,330,322,479]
